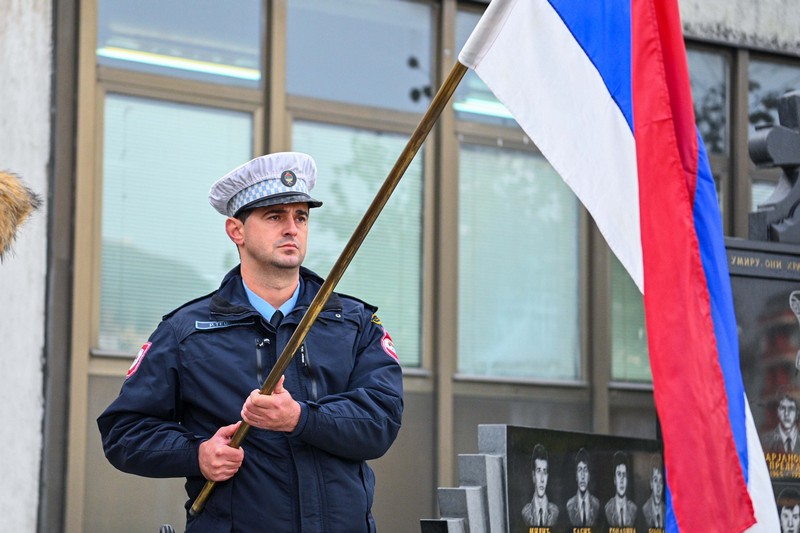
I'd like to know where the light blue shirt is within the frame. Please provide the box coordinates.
[242,279,301,320]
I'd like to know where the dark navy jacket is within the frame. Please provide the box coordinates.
[97,266,404,532]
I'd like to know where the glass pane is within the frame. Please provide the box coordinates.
[748,59,800,137]
[611,255,651,382]
[687,49,729,155]
[458,144,580,379]
[286,0,433,113]
[453,9,518,127]
[100,94,252,353]
[292,121,423,367]
[97,0,262,87]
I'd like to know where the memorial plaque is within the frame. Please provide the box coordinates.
[727,238,800,523]
[503,426,663,533]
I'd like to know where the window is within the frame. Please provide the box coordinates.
[457,144,581,379]
[453,9,515,126]
[748,59,800,135]
[99,94,252,353]
[292,120,424,367]
[688,48,729,156]
[97,0,263,87]
[611,256,650,382]
[748,58,800,207]
[286,0,434,113]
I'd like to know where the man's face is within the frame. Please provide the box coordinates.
[231,203,309,272]
[614,464,627,498]
[576,461,589,494]
[650,467,663,504]
[533,458,548,498]
[779,398,798,431]
[781,504,800,533]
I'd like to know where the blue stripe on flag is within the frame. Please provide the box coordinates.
[547,0,633,129]
[692,128,749,478]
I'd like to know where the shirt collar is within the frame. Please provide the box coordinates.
[242,279,301,320]
[779,425,798,441]
[538,495,553,513]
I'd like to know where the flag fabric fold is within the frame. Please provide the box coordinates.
[459,0,778,531]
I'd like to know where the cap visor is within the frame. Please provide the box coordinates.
[234,192,322,216]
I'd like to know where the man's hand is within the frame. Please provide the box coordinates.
[198,422,244,482]
[241,375,301,432]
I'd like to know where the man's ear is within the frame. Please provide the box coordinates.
[225,217,245,245]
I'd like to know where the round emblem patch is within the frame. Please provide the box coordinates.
[127,342,152,378]
[280,170,297,187]
[381,329,398,361]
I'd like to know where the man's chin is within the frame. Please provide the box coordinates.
[272,257,304,270]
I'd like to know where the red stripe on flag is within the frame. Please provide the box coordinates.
[631,0,754,531]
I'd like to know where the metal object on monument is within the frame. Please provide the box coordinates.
[748,90,800,243]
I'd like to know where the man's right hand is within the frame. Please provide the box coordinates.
[198,422,244,482]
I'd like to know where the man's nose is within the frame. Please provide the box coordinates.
[283,219,299,235]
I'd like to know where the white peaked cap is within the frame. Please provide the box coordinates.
[208,152,322,216]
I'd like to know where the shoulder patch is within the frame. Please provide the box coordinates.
[371,314,382,326]
[126,342,152,378]
[381,329,398,361]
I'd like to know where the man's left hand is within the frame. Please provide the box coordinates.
[241,375,301,432]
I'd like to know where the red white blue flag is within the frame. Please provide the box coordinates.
[459,0,777,530]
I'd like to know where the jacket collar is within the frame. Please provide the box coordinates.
[209,265,341,319]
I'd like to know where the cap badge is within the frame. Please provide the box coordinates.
[280,170,297,187]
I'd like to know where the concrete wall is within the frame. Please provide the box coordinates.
[0,0,52,531]
[680,0,800,56]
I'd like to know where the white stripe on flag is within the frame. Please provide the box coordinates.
[459,0,643,290]
[743,398,780,531]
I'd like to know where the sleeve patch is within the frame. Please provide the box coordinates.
[126,342,152,378]
[381,329,398,361]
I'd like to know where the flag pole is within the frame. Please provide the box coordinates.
[189,60,468,516]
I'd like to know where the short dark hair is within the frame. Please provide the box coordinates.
[650,453,663,476]
[235,208,253,224]
[778,488,800,511]
[531,443,548,468]
[575,447,590,468]
[779,394,798,409]
[613,450,630,471]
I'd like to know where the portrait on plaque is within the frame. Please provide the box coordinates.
[604,451,637,527]
[640,454,666,529]
[776,485,800,533]
[565,447,600,528]
[521,443,560,527]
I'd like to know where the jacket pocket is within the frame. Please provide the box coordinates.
[184,478,233,533]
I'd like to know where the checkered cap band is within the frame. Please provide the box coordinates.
[228,177,311,215]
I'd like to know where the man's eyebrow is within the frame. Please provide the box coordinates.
[262,206,308,216]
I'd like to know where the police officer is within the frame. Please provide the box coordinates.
[98,152,404,532]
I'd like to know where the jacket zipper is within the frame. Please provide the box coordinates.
[300,344,319,401]
[256,336,270,386]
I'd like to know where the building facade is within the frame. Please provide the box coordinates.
[2,1,800,532]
